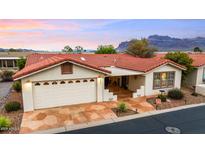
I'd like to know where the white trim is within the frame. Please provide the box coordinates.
[0,57,20,60]
[14,60,110,81]
[167,62,186,70]
[145,62,185,74]
[102,66,144,76]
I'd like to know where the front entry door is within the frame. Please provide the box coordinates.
[121,76,129,89]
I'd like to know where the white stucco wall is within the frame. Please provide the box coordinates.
[21,63,105,112]
[196,66,205,85]
[24,64,104,82]
[183,69,197,87]
[144,64,182,96]
[184,66,205,87]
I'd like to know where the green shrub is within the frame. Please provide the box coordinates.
[117,102,127,112]
[16,57,26,70]
[12,81,22,92]
[168,88,184,100]
[0,116,12,131]
[157,94,167,102]
[5,101,21,112]
[0,71,14,81]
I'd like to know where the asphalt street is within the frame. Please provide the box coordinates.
[63,105,205,134]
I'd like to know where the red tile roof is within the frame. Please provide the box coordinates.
[156,53,205,67]
[13,53,186,80]
[188,54,205,67]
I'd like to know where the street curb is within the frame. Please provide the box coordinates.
[31,102,205,134]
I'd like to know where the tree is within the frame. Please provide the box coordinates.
[62,45,73,53]
[193,47,202,52]
[126,39,157,58]
[95,45,117,54]
[8,48,18,52]
[16,57,26,70]
[165,52,193,79]
[75,46,83,53]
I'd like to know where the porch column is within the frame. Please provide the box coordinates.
[13,60,15,68]
[5,60,8,68]
[97,77,104,102]
[22,79,34,111]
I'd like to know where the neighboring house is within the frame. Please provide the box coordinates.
[13,53,185,112]
[183,53,205,95]
[0,52,32,72]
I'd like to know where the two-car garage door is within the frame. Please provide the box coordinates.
[33,78,97,109]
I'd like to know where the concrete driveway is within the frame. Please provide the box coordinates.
[0,82,13,100]
[64,105,205,134]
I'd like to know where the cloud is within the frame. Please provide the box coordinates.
[0,31,43,37]
[0,19,80,31]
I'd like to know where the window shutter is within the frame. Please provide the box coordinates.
[61,63,73,74]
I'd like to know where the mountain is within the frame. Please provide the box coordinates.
[0,48,54,53]
[116,35,205,52]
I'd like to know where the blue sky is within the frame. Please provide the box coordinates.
[0,19,205,50]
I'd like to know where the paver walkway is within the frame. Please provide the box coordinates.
[20,97,155,133]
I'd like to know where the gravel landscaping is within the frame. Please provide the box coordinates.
[111,108,138,117]
[148,87,205,110]
[0,90,23,134]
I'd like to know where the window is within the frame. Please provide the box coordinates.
[203,68,205,83]
[60,81,65,84]
[83,79,88,82]
[61,63,73,74]
[2,60,6,67]
[7,60,14,67]
[34,82,41,86]
[52,81,58,85]
[75,80,80,83]
[43,82,49,85]
[153,72,175,89]
[68,80,73,83]
[0,60,2,67]
[90,79,95,82]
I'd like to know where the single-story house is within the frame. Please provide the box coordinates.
[0,52,32,72]
[182,53,205,95]
[13,53,186,112]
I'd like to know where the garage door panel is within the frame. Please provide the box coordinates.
[33,79,96,109]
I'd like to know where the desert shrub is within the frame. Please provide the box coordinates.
[168,88,184,100]
[0,116,12,131]
[117,102,127,112]
[0,71,14,81]
[157,94,167,102]
[5,101,21,112]
[12,81,22,92]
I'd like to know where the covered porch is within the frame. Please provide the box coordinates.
[104,75,145,100]
[102,66,146,101]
